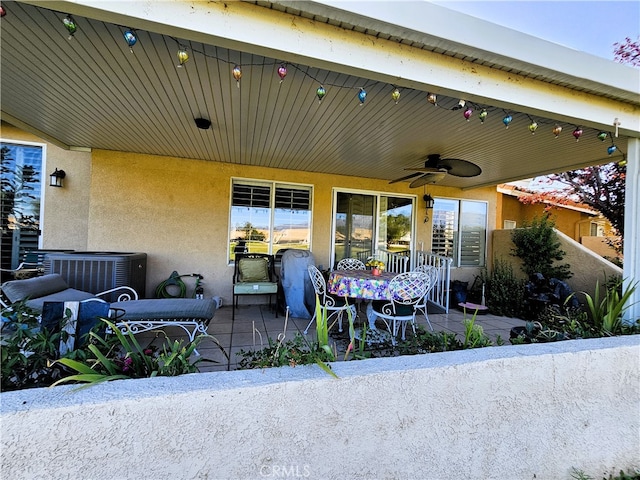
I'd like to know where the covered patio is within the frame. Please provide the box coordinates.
[1,1,639,314]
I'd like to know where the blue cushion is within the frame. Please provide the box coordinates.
[111,298,216,321]
[25,289,97,312]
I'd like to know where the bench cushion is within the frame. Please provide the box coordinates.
[111,298,216,321]
[233,282,278,295]
[2,274,69,303]
[25,289,97,312]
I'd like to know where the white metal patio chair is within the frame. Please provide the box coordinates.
[371,271,430,342]
[336,258,366,271]
[412,264,439,331]
[304,265,357,334]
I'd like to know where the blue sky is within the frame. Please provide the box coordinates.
[432,1,640,60]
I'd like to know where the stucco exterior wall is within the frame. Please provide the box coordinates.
[85,149,496,301]
[1,336,638,480]
[1,122,91,250]
[2,126,498,301]
[492,228,622,297]
[498,194,595,242]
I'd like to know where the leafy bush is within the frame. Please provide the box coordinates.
[478,259,527,317]
[576,278,638,336]
[511,215,572,280]
[52,319,227,387]
[1,300,69,391]
[1,301,227,390]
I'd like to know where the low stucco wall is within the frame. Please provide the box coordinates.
[2,336,638,480]
[492,228,622,298]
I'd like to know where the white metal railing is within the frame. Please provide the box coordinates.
[413,250,452,313]
[357,249,410,273]
[354,249,450,311]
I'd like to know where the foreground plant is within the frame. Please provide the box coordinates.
[51,318,227,388]
[576,279,638,335]
[1,301,70,391]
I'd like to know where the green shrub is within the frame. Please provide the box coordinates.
[511,215,572,280]
[478,259,527,317]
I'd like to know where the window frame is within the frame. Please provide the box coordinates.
[228,178,313,263]
[0,139,47,270]
[330,187,416,267]
[431,197,488,268]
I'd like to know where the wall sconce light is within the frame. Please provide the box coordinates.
[49,168,66,187]
[423,194,434,223]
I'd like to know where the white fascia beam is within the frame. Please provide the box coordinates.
[623,138,640,323]
[23,0,640,136]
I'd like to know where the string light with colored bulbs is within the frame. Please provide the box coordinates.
[8,2,627,158]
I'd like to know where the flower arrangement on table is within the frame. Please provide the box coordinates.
[365,259,385,275]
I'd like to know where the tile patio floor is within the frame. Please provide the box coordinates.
[138,302,528,373]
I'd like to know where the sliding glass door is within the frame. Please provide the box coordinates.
[332,190,414,267]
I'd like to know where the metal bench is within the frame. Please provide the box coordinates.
[1,274,216,342]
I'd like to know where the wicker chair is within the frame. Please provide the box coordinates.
[371,271,430,342]
[304,265,356,334]
[336,258,366,271]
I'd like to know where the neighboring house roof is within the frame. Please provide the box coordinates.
[498,183,600,216]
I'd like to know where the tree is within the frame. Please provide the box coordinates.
[516,36,637,248]
[614,36,640,67]
[241,222,265,242]
[511,215,572,281]
[385,213,411,244]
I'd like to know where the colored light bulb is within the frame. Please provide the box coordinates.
[316,85,326,104]
[597,131,608,142]
[123,30,137,52]
[63,14,77,39]
[572,127,583,142]
[502,114,513,128]
[391,88,400,104]
[176,48,189,67]
[478,109,488,123]
[552,124,563,138]
[277,64,287,82]
[427,93,437,105]
[463,107,473,121]
[232,65,242,87]
[607,145,617,155]
[529,121,538,134]
[358,88,367,105]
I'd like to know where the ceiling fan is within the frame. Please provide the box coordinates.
[389,154,482,188]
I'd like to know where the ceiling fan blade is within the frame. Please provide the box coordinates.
[409,171,447,188]
[438,158,482,177]
[388,172,422,184]
[405,167,447,173]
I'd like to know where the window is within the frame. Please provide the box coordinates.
[229,180,312,261]
[431,198,487,267]
[332,190,414,265]
[1,141,44,274]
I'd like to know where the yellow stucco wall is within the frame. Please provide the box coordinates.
[1,122,91,250]
[498,194,595,242]
[3,125,498,302]
[88,149,497,301]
